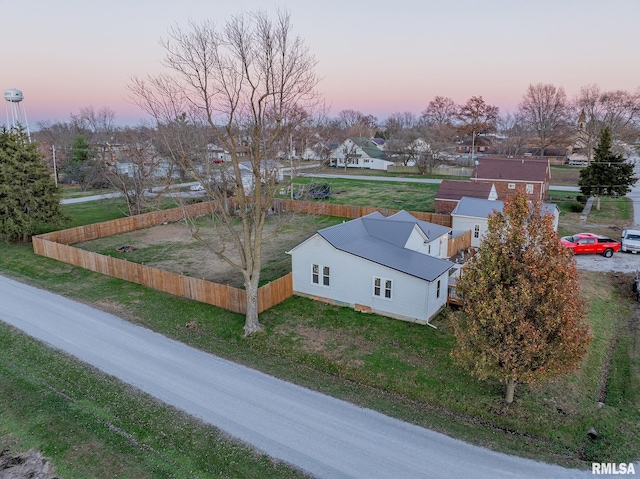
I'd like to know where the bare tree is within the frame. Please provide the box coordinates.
[573,84,605,162]
[496,112,529,157]
[336,109,377,138]
[35,119,84,183]
[518,83,570,157]
[572,85,640,161]
[384,111,417,137]
[599,89,640,144]
[457,96,499,163]
[420,96,458,127]
[130,9,320,335]
[103,126,171,216]
[415,96,460,161]
[72,106,118,163]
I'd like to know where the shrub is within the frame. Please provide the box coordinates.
[569,201,585,213]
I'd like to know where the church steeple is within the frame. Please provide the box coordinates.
[577,109,586,131]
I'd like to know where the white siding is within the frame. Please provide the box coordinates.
[451,214,488,248]
[404,227,448,259]
[290,234,446,323]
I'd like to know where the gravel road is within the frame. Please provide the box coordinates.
[0,275,594,479]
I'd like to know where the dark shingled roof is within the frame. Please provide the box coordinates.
[471,156,549,183]
[435,180,494,201]
[317,211,453,282]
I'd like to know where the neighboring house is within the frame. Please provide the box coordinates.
[470,156,551,202]
[207,143,232,163]
[435,180,498,214]
[455,135,492,155]
[329,137,394,170]
[287,211,454,325]
[115,158,180,179]
[371,137,386,150]
[300,145,325,161]
[238,159,284,187]
[451,197,559,248]
[299,141,338,162]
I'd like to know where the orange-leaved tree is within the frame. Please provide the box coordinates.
[450,192,591,404]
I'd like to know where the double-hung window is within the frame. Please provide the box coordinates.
[373,277,392,299]
[312,264,330,286]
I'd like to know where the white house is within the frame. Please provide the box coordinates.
[451,197,560,248]
[329,137,394,171]
[287,211,454,325]
[207,143,232,163]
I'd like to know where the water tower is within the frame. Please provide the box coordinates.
[4,88,31,140]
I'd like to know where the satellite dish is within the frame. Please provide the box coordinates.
[474,160,479,166]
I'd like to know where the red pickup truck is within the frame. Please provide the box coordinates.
[560,233,621,257]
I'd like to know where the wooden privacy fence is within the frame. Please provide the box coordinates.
[447,231,472,257]
[33,197,459,315]
[271,198,452,227]
[33,233,293,315]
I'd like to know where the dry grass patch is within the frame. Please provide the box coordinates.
[77,214,342,288]
[278,324,375,369]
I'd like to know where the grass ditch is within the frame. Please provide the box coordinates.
[0,321,308,479]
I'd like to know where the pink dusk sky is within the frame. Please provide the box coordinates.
[3,0,639,128]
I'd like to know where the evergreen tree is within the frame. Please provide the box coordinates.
[579,127,637,210]
[450,193,591,404]
[0,128,66,242]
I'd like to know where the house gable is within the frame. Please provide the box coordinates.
[435,180,498,214]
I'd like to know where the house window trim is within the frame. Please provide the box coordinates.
[526,183,534,194]
[373,276,393,300]
[473,224,480,239]
[508,183,516,189]
[312,264,330,288]
[436,279,441,299]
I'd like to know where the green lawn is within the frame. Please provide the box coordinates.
[280,177,440,212]
[0,179,638,475]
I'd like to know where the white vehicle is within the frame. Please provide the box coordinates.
[189,183,204,191]
[621,229,640,253]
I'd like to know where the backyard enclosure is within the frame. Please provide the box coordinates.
[77,215,342,288]
[33,198,468,315]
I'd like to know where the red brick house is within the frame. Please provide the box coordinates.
[469,156,550,202]
[455,136,492,155]
[435,180,498,214]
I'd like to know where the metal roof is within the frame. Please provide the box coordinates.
[317,211,453,282]
[451,197,504,218]
[451,197,558,218]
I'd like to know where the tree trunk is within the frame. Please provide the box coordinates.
[505,378,516,404]
[596,195,601,211]
[243,275,262,336]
